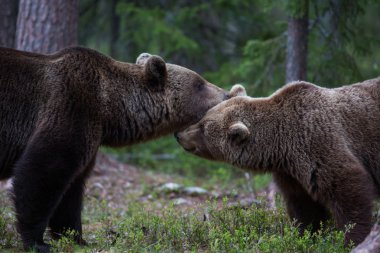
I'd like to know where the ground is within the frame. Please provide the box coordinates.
[0,152,350,253]
[88,152,276,212]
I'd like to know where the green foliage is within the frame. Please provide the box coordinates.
[50,230,80,253]
[285,0,309,18]
[253,174,272,190]
[206,0,380,95]
[305,0,378,86]
[0,190,357,252]
[79,200,351,252]
[0,206,19,251]
[80,0,270,74]
[204,32,287,96]
[80,0,380,94]
[117,2,199,59]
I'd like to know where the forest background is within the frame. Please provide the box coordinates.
[2,0,379,178]
[79,0,380,179]
[1,0,380,252]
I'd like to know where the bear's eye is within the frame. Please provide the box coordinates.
[195,81,204,91]
[199,123,205,133]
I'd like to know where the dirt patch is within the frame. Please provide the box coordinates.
[0,152,276,214]
[88,152,276,213]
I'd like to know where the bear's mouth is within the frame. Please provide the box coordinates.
[174,132,196,152]
[183,146,196,153]
[174,132,181,141]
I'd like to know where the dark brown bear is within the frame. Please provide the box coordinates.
[176,78,380,245]
[0,47,228,252]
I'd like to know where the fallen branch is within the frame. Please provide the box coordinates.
[351,212,380,253]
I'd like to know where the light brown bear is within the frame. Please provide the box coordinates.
[176,78,380,245]
[0,47,234,252]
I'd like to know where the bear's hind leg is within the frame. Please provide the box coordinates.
[325,163,375,246]
[273,172,330,234]
[12,134,88,252]
[48,156,96,245]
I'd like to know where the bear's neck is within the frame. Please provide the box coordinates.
[238,107,291,173]
[99,64,171,146]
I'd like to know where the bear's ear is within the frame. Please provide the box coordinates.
[228,121,250,144]
[229,84,247,98]
[144,55,167,91]
[136,53,152,65]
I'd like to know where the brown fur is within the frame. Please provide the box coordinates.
[0,46,227,252]
[176,77,380,245]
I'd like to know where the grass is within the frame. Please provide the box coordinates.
[0,139,354,252]
[84,201,350,253]
[0,192,353,253]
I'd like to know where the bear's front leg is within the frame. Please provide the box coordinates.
[48,156,96,245]
[273,172,330,234]
[12,132,90,252]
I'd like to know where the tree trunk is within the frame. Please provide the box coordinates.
[16,0,78,53]
[0,0,19,47]
[286,0,309,83]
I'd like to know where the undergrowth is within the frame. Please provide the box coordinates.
[0,196,354,253]
[0,143,353,252]
[1,199,350,252]
[62,199,351,252]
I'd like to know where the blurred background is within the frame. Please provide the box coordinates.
[1,0,380,185]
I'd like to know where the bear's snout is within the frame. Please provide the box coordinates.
[176,127,215,160]
[223,91,229,101]
[175,129,198,152]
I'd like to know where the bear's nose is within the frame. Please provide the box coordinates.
[224,92,229,100]
[174,132,180,141]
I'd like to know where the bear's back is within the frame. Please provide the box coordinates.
[0,47,112,179]
[350,77,380,109]
[335,79,380,180]
[0,48,52,178]
[275,80,380,183]
[272,80,380,131]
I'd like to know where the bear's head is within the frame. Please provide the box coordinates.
[175,86,268,169]
[136,53,230,135]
